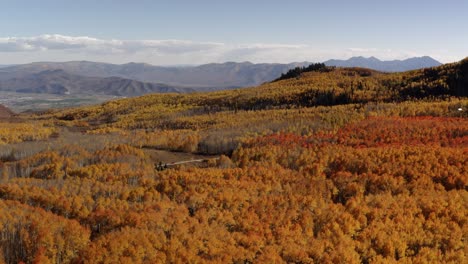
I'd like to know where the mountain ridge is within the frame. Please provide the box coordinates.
[0,69,213,96]
[0,61,310,88]
[1,57,440,89]
[0,57,444,99]
[324,56,441,72]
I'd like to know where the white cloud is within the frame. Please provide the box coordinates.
[0,34,459,64]
[0,37,37,52]
[136,40,224,54]
[0,35,101,52]
[0,34,223,55]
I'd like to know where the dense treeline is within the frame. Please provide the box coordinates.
[401,58,468,98]
[0,59,467,263]
[273,63,334,82]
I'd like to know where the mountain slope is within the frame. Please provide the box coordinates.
[324,56,441,72]
[52,57,468,130]
[0,57,442,91]
[0,69,202,96]
[0,61,310,88]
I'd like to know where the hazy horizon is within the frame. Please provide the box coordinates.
[1,0,467,65]
[0,55,445,68]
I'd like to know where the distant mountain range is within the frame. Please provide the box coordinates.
[324,56,441,72]
[0,61,310,88]
[0,56,441,97]
[0,69,210,96]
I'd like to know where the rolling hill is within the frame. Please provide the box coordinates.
[52,57,468,131]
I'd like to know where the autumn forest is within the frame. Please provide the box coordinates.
[0,58,467,263]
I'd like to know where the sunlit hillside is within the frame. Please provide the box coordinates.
[52,58,468,127]
[0,59,467,263]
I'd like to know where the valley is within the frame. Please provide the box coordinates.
[0,91,119,112]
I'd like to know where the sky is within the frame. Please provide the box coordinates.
[0,0,467,65]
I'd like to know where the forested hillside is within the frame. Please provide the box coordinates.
[51,57,468,132]
[0,59,466,263]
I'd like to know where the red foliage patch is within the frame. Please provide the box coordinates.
[249,116,468,149]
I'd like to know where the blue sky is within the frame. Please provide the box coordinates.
[0,0,467,64]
